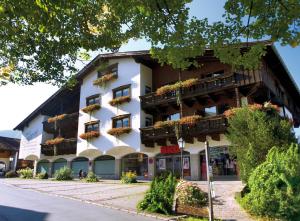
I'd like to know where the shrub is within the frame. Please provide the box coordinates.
[54,166,73,181]
[137,173,177,215]
[36,172,48,179]
[176,180,207,208]
[5,170,18,178]
[79,131,100,140]
[225,103,296,182]
[121,171,137,184]
[17,167,33,179]
[238,144,300,220]
[81,104,101,113]
[109,95,131,106]
[107,127,131,136]
[84,172,99,182]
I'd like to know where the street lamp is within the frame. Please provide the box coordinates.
[177,137,185,179]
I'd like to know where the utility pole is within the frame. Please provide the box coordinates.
[205,141,214,221]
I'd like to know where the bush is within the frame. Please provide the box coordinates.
[36,172,48,179]
[225,103,296,182]
[17,167,33,179]
[121,171,137,184]
[54,167,73,181]
[238,144,300,220]
[137,173,177,215]
[5,170,18,178]
[176,180,207,208]
[84,172,99,182]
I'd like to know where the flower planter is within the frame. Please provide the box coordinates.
[154,120,177,129]
[93,72,118,87]
[47,114,66,123]
[107,127,131,136]
[109,95,131,106]
[79,131,100,140]
[153,115,202,128]
[45,137,64,145]
[82,104,101,113]
[156,78,199,96]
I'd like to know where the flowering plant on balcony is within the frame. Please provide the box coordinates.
[47,114,66,123]
[93,72,118,87]
[107,127,131,136]
[79,131,100,140]
[81,104,101,113]
[45,137,64,145]
[156,78,199,96]
[179,115,202,126]
[154,120,177,129]
[109,95,131,106]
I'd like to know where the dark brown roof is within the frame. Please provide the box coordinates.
[0,136,20,151]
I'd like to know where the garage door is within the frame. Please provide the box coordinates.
[37,162,49,174]
[94,159,115,178]
[53,159,67,174]
[71,158,89,177]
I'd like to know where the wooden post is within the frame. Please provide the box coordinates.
[205,141,214,221]
[235,87,241,107]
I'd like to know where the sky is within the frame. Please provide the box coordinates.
[0,0,299,137]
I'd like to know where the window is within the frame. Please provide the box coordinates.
[145,86,152,94]
[113,85,131,98]
[86,94,100,106]
[163,113,180,121]
[205,106,217,116]
[145,117,153,127]
[85,121,99,132]
[97,63,118,78]
[112,114,131,128]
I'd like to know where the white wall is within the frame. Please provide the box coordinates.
[77,58,144,157]
[19,114,48,160]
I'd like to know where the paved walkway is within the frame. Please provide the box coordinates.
[1,179,254,221]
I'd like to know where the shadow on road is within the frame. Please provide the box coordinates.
[0,204,48,221]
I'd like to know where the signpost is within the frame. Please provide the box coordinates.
[205,141,214,221]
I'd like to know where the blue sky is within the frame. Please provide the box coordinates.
[0,0,299,137]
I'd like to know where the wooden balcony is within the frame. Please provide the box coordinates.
[140,73,239,110]
[43,112,79,134]
[140,115,227,147]
[41,138,77,156]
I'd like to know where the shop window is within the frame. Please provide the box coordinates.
[86,94,101,106]
[145,117,153,127]
[97,63,118,78]
[113,85,130,98]
[112,114,131,128]
[205,106,217,117]
[121,153,148,177]
[85,121,99,132]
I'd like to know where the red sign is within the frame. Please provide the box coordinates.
[160,145,180,154]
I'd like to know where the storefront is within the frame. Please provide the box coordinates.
[156,147,191,179]
[94,155,115,179]
[200,146,237,180]
[121,153,148,178]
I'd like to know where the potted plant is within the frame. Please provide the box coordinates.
[79,131,100,140]
[81,103,101,113]
[109,95,131,106]
[107,127,131,136]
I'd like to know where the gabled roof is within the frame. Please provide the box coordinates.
[0,136,20,151]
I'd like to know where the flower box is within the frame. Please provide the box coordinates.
[47,114,66,123]
[107,127,131,136]
[45,137,64,145]
[154,120,177,129]
[82,104,101,113]
[79,131,100,140]
[156,78,199,96]
[109,95,131,106]
[179,115,202,125]
[93,72,118,87]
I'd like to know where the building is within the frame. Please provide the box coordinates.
[14,42,300,180]
[0,136,20,173]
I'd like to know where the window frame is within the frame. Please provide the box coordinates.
[97,63,118,78]
[84,120,100,133]
[86,94,101,106]
[112,84,131,99]
[112,114,131,128]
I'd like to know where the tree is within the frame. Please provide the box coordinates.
[0,0,299,85]
[239,144,300,220]
[225,103,296,182]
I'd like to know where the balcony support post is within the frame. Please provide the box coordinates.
[235,87,241,107]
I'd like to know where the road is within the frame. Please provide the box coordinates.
[0,182,156,221]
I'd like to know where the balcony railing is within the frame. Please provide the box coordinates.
[43,112,79,134]
[140,73,238,109]
[140,115,227,146]
[41,138,77,156]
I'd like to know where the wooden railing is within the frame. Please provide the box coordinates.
[41,138,77,156]
[140,73,238,108]
[140,115,227,144]
[43,112,79,134]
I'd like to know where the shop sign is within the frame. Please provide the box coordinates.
[160,145,180,154]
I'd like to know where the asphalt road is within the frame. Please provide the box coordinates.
[0,182,157,221]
